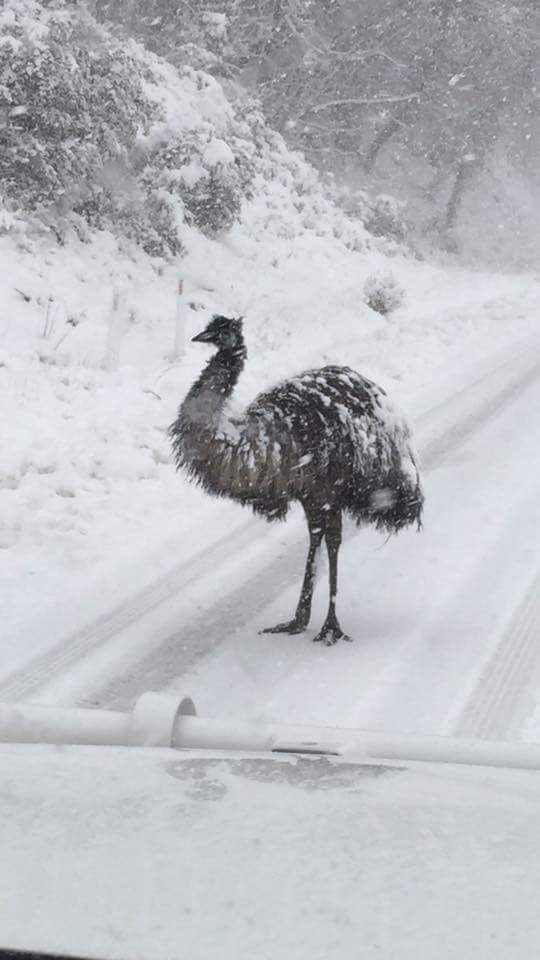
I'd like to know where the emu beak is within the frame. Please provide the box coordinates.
[192,329,214,343]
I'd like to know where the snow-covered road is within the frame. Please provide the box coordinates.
[3,339,540,744]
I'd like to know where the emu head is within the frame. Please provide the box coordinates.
[192,315,244,353]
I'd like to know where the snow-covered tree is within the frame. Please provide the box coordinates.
[0,1,158,238]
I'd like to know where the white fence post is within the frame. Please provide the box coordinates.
[173,277,186,360]
[102,285,127,371]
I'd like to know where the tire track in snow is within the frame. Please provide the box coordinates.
[2,344,540,709]
[417,349,540,472]
[0,517,259,701]
[83,539,308,710]
[454,569,540,741]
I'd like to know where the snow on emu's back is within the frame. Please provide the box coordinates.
[170,315,424,645]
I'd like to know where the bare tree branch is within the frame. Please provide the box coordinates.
[309,94,421,115]
[283,12,410,70]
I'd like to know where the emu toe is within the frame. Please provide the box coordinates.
[260,619,308,636]
[313,621,352,646]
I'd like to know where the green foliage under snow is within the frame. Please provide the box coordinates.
[0,0,373,260]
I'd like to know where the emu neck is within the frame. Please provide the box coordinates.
[181,346,246,432]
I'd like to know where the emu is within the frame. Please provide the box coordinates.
[170,315,424,645]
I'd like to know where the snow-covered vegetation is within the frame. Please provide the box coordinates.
[363,271,405,316]
[90,0,540,267]
[0,0,375,255]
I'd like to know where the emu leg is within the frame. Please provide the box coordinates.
[313,510,352,646]
[261,506,323,635]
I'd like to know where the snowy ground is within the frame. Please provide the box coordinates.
[2,220,540,744]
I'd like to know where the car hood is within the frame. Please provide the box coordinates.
[1,742,540,960]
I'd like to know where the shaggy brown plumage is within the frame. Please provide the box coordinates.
[170,315,424,644]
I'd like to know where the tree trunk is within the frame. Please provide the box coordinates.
[363,117,401,172]
[443,161,474,233]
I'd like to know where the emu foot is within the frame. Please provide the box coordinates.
[313,620,352,646]
[260,618,308,636]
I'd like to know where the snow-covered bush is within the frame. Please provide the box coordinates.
[0,1,258,254]
[91,0,231,75]
[182,166,242,235]
[140,132,252,237]
[0,2,267,252]
[364,195,408,243]
[0,1,158,236]
[0,195,25,236]
[336,187,408,245]
[363,272,405,316]
[137,61,372,250]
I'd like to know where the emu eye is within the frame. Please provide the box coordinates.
[222,332,237,348]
